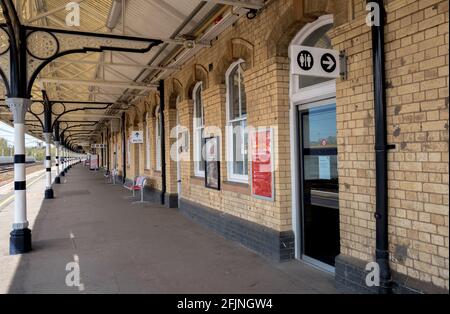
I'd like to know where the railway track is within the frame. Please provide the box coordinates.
[0,162,43,174]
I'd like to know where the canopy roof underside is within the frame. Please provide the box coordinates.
[0,0,264,147]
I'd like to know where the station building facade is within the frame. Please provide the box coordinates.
[100,0,448,293]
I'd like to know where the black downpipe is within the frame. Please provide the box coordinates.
[106,127,110,172]
[122,112,127,184]
[159,80,166,205]
[370,0,392,294]
[42,91,52,134]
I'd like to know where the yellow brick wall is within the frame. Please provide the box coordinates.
[107,0,449,290]
[330,0,449,289]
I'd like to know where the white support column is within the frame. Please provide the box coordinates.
[62,147,66,175]
[6,98,32,255]
[43,133,54,199]
[54,141,61,184]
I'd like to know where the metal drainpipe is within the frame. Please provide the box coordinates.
[370,0,392,294]
[101,132,104,169]
[122,112,127,183]
[106,127,110,173]
[159,80,166,205]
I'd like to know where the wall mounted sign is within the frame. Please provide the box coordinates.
[290,45,340,78]
[91,144,107,149]
[131,131,144,144]
[251,128,274,201]
[319,156,331,180]
[204,136,220,190]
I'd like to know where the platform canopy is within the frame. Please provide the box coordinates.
[0,0,264,148]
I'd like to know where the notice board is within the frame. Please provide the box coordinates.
[251,128,274,201]
[90,154,99,171]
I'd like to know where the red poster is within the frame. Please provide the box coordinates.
[251,129,273,200]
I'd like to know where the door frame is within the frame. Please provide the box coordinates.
[297,98,338,274]
[289,14,336,266]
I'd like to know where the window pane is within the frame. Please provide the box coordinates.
[239,66,247,117]
[302,104,337,149]
[230,67,240,120]
[231,120,248,176]
[195,86,203,122]
[196,128,205,173]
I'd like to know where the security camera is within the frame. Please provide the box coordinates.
[246,9,258,20]
[183,40,196,49]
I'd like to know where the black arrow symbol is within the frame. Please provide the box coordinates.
[321,53,337,73]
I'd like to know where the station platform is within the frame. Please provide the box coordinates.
[0,165,337,294]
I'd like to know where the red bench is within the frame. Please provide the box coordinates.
[123,176,149,204]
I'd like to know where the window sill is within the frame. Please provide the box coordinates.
[222,181,250,195]
[190,176,205,186]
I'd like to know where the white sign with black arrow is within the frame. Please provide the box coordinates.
[290,45,340,78]
[130,131,144,144]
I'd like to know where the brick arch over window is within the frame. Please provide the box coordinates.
[214,38,254,85]
[129,104,144,127]
[143,99,152,114]
[266,0,349,58]
[169,78,183,109]
[124,113,132,129]
[185,64,209,100]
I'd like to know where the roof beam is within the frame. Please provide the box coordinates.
[51,59,181,71]
[202,0,264,10]
[27,0,86,23]
[38,78,158,91]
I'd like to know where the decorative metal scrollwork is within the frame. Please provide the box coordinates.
[1,0,162,99]
[0,28,10,55]
[0,27,10,94]
[51,102,66,115]
[26,31,59,60]
[29,101,45,115]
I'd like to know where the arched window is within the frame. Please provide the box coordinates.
[226,60,248,183]
[193,82,205,177]
[155,106,161,171]
[145,112,151,170]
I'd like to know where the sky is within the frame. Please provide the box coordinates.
[0,121,44,148]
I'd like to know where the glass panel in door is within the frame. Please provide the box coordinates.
[299,102,340,267]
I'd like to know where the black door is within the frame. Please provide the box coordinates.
[299,101,340,267]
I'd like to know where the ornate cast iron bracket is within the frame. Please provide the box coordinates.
[0,0,162,98]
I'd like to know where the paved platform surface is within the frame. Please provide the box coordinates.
[0,165,337,294]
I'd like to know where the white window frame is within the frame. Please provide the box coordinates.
[145,112,151,170]
[155,106,162,171]
[225,59,248,184]
[193,81,205,177]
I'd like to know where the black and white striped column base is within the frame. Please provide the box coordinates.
[45,188,54,199]
[55,156,61,184]
[10,228,32,255]
[45,159,54,199]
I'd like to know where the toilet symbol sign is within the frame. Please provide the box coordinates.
[298,50,314,71]
[291,45,340,78]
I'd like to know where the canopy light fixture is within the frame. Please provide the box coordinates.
[106,0,123,30]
